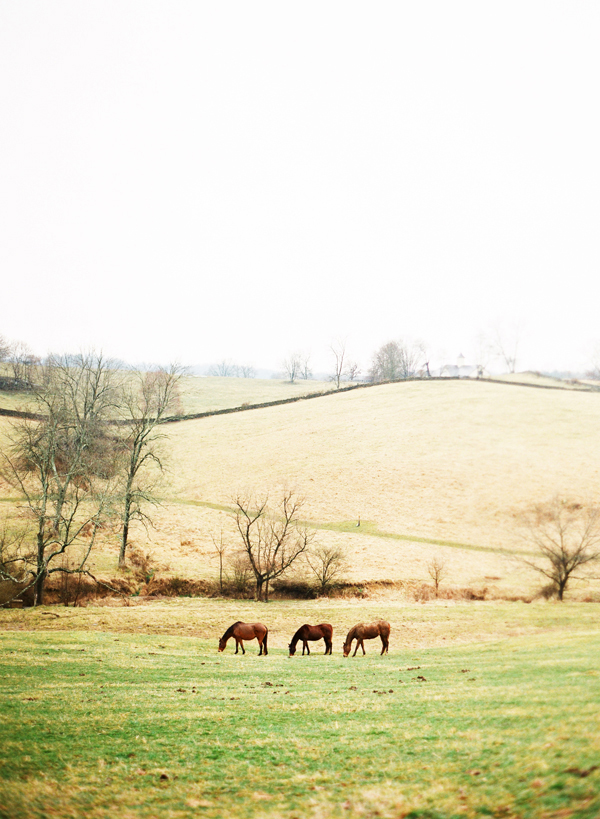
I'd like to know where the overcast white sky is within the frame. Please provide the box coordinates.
[1,2,599,375]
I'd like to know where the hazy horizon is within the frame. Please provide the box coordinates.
[2,2,599,375]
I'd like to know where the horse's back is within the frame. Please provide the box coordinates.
[235,621,267,640]
[359,620,390,639]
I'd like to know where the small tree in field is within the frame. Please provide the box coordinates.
[232,490,314,601]
[281,352,302,384]
[117,365,183,567]
[211,530,227,594]
[330,339,347,389]
[305,543,347,595]
[522,498,600,600]
[427,556,447,598]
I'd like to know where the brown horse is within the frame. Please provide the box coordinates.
[289,623,333,656]
[218,621,268,655]
[342,620,390,657]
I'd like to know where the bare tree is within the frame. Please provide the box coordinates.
[210,529,227,594]
[330,339,346,389]
[305,543,347,595]
[521,498,600,600]
[0,334,10,363]
[1,352,120,605]
[281,352,303,384]
[346,361,361,382]
[492,322,521,374]
[586,345,600,381]
[238,364,256,378]
[299,352,312,380]
[427,556,447,598]
[208,360,239,377]
[472,332,493,378]
[227,550,253,595]
[369,339,426,382]
[117,365,183,567]
[8,340,40,389]
[232,489,314,601]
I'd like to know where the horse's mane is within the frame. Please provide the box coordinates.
[222,621,242,640]
[289,625,306,646]
[345,623,361,643]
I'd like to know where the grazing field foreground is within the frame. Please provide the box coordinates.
[1,599,600,819]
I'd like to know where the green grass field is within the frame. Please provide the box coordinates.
[2,600,600,819]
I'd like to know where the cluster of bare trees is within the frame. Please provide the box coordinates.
[208,489,348,602]
[369,339,427,382]
[208,321,528,390]
[208,360,256,378]
[0,334,41,389]
[0,352,183,605]
[280,351,313,384]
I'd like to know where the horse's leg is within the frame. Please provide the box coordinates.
[258,636,263,655]
[234,638,239,654]
[353,640,360,657]
[240,640,245,655]
[361,640,366,655]
[306,642,310,655]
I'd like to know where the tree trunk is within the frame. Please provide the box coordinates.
[255,576,263,602]
[119,494,132,568]
[35,532,46,606]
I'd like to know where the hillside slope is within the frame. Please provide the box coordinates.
[2,379,600,596]
[168,380,600,541]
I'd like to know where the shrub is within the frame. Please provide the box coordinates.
[124,546,157,584]
[271,578,317,599]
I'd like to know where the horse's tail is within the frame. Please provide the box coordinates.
[263,628,268,655]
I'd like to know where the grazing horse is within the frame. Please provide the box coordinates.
[218,621,268,655]
[342,620,390,657]
[288,623,333,656]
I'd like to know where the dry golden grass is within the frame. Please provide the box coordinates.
[176,375,333,415]
[2,377,600,598]
[165,379,600,541]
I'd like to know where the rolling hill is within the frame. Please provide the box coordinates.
[2,376,600,598]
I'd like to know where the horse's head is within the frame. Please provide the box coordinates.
[218,638,226,652]
[288,643,296,656]
[342,642,351,658]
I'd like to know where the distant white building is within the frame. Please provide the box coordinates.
[437,353,489,379]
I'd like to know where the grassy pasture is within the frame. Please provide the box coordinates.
[1,600,600,819]
[175,375,333,415]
